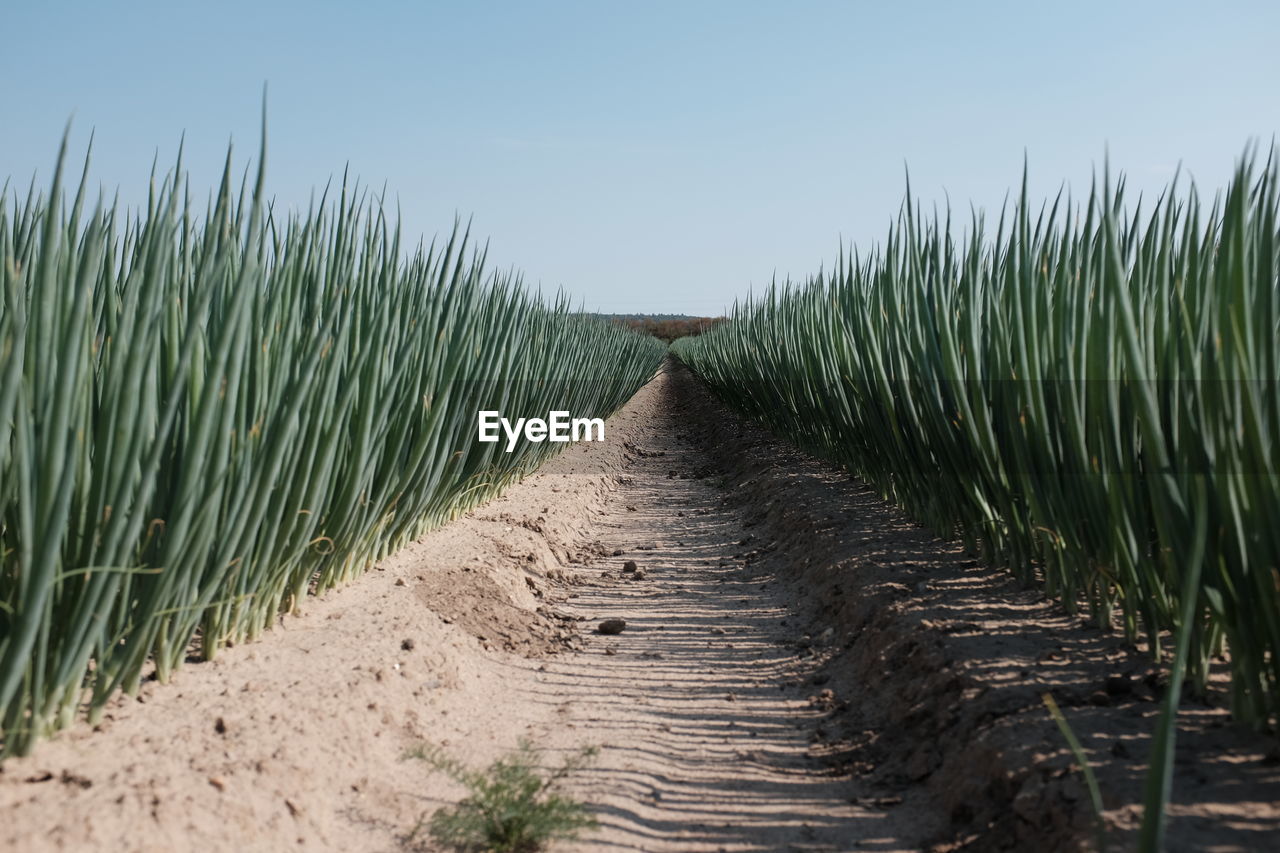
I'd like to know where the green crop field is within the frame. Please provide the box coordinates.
[0,132,666,757]
[674,154,1280,847]
[5,5,1280,850]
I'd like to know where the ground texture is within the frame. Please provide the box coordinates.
[1,363,1277,852]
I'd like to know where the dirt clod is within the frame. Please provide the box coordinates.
[597,618,627,635]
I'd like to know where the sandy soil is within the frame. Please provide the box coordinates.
[1,362,1277,852]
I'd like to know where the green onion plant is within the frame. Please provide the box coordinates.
[0,126,664,756]
[674,151,1279,845]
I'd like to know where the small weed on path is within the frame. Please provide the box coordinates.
[404,740,598,852]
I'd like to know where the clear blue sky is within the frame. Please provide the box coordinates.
[4,0,1278,316]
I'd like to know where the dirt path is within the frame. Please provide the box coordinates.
[518,392,896,852]
[2,362,1277,852]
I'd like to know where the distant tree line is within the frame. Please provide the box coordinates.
[610,315,726,343]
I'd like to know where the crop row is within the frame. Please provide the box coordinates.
[0,134,665,756]
[675,156,1280,729]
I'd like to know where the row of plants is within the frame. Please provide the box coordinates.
[0,131,665,756]
[674,153,1280,846]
